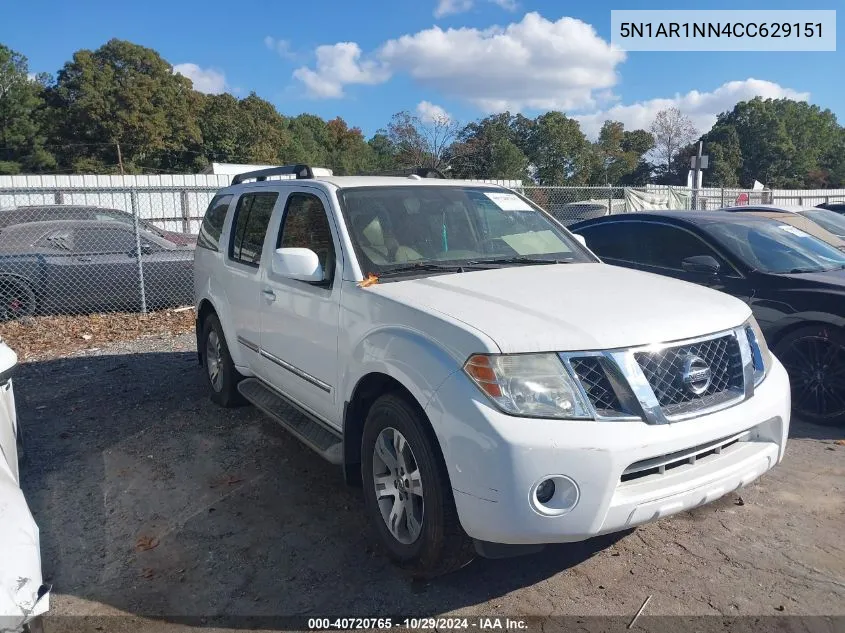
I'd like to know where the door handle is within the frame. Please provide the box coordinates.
[262,288,276,301]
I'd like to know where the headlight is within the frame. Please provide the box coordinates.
[463,353,592,419]
[744,315,770,385]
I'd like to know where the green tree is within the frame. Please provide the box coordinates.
[526,112,591,185]
[48,38,201,173]
[448,113,529,180]
[0,44,55,173]
[368,132,397,171]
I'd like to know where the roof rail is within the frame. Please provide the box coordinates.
[231,164,333,185]
[368,167,448,179]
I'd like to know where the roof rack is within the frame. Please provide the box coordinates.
[231,164,333,185]
[368,167,448,179]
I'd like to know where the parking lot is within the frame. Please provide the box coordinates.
[15,328,845,632]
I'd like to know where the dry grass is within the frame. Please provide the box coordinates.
[0,307,196,362]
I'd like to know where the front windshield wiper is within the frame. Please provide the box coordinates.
[466,256,573,266]
[374,262,481,278]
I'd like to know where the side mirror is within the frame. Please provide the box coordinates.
[682,255,721,275]
[572,233,587,248]
[272,247,324,283]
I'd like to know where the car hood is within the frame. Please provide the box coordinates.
[783,268,845,287]
[370,263,752,353]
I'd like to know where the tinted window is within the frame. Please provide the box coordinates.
[197,194,233,251]
[802,208,845,237]
[577,221,728,271]
[229,192,278,266]
[574,222,637,261]
[278,193,336,282]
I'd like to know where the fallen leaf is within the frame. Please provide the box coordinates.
[141,568,155,579]
[135,535,160,551]
[357,273,379,288]
[735,496,745,506]
[81,334,92,341]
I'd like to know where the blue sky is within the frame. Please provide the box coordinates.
[1,0,841,138]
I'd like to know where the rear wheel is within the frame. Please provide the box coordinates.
[775,325,845,426]
[361,393,474,577]
[201,313,245,407]
[0,276,35,321]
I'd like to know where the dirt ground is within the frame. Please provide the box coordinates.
[13,330,845,633]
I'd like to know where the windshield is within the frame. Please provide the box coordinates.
[706,220,845,274]
[339,186,593,275]
[802,208,845,237]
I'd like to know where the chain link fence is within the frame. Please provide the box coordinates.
[0,184,220,320]
[1,180,844,320]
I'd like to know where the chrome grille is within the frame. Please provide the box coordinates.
[635,334,744,417]
[569,357,624,416]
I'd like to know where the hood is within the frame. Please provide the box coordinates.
[370,263,751,353]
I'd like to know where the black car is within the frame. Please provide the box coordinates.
[570,211,845,426]
[0,205,196,246]
[0,219,194,318]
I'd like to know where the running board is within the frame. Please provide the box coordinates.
[237,378,343,465]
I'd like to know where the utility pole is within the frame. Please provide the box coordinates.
[116,141,125,175]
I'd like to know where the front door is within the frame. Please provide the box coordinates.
[258,189,343,426]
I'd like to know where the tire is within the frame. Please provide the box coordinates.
[0,276,36,321]
[361,393,474,577]
[200,313,245,407]
[774,324,845,426]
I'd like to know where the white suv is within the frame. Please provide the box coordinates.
[194,165,791,576]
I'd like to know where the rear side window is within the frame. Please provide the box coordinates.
[575,222,636,261]
[197,194,233,251]
[229,192,278,266]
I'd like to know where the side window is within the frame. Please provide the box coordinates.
[633,224,729,271]
[229,192,278,267]
[197,194,233,251]
[277,193,336,282]
[576,222,636,261]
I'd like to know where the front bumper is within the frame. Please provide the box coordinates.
[425,357,790,545]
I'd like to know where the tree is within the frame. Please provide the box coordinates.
[386,110,460,170]
[650,107,698,179]
[448,113,528,180]
[368,132,397,171]
[526,111,591,185]
[324,117,374,175]
[0,45,55,173]
[48,39,201,173]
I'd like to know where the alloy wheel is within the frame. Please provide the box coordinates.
[780,334,845,419]
[372,426,424,545]
[205,329,224,392]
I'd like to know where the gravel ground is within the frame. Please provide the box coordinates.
[13,332,845,632]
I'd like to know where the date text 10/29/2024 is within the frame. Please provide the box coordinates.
[307,618,529,630]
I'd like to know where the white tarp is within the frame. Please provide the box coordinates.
[624,187,690,212]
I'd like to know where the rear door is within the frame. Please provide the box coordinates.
[223,191,280,369]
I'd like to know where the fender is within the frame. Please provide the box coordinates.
[196,267,250,371]
[343,325,464,414]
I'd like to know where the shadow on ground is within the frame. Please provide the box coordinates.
[16,350,624,626]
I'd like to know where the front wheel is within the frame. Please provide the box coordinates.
[361,393,473,577]
[775,325,845,426]
[0,276,35,321]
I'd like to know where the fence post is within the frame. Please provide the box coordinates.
[607,186,613,215]
[54,191,64,205]
[131,190,148,314]
[720,188,725,208]
[180,190,190,233]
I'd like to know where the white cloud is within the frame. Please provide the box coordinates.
[264,36,296,60]
[294,13,624,110]
[173,63,227,94]
[293,42,390,98]
[435,0,473,17]
[574,78,810,138]
[416,101,451,123]
[434,0,517,17]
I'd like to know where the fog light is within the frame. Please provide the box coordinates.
[536,479,555,504]
[530,475,580,516]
